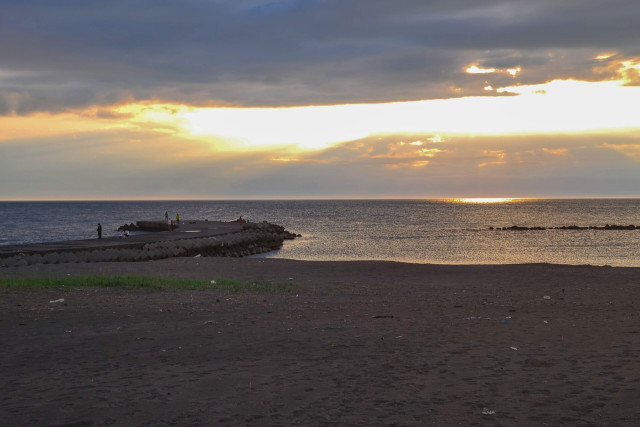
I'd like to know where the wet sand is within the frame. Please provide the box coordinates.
[1,258,639,425]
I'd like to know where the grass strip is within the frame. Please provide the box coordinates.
[0,276,297,292]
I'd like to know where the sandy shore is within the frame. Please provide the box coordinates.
[1,258,639,425]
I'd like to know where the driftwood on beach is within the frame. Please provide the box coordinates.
[0,220,299,267]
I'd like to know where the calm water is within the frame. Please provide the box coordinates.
[1,199,639,266]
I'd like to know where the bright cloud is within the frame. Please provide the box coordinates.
[170,77,640,151]
[466,65,497,74]
[466,64,521,77]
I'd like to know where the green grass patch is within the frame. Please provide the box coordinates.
[0,276,297,292]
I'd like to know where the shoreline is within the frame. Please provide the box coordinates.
[3,256,640,282]
[2,258,639,425]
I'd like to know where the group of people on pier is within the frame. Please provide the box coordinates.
[96,211,183,239]
[164,211,180,224]
[165,211,181,230]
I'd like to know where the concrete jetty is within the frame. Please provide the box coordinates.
[0,220,298,267]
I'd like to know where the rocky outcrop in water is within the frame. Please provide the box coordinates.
[491,224,639,231]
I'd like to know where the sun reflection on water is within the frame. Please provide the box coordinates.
[449,198,522,204]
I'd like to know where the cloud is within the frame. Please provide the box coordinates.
[542,147,568,156]
[1,127,640,199]
[601,142,640,160]
[1,0,640,114]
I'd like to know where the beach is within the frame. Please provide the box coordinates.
[1,258,639,425]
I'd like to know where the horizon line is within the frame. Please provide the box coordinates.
[2,196,640,203]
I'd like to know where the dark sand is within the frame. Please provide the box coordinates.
[1,258,639,426]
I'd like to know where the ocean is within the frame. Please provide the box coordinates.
[1,199,639,266]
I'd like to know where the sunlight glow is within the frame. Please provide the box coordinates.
[9,73,636,156]
[621,60,640,73]
[594,52,617,60]
[466,65,497,74]
[506,67,521,77]
[271,157,300,162]
[452,198,520,204]
[181,104,374,150]
[466,64,521,77]
[165,77,640,152]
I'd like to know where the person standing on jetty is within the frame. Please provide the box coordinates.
[176,213,180,224]
[97,223,102,239]
[164,211,169,222]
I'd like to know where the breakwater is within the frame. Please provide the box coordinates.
[0,220,298,267]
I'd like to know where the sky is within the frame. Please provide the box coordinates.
[1,0,639,200]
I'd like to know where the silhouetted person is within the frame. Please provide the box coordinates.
[97,223,102,239]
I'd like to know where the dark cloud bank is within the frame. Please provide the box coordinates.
[1,0,639,114]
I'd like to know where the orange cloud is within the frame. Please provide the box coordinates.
[363,141,446,168]
[591,55,640,85]
[385,160,431,169]
[0,112,121,142]
[600,142,640,159]
[478,150,506,168]
[620,59,640,85]
[542,147,568,155]
[271,157,300,162]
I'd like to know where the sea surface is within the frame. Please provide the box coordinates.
[1,199,640,266]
